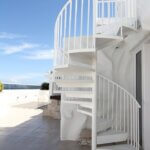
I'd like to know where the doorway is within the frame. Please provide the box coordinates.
[136,51,142,146]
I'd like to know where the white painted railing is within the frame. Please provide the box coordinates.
[54,0,137,67]
[54,0,95,67]
[97,74,140,150]
[96,0,137,36]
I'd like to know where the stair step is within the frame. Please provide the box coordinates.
[63,100,92,106]
[53,91,93,99]
[79,103,93,109]
[97,144,136,150]
[95,36,122,50]
[96,18,116,26]
[55,62,94,72]
[65,91,93,99]
[122,25,137,34]
[77,106,92,117]
[97,130,128,145]
[81,118,112,133]
[96,34,123,40]
[68,48,95,54]
[96,119,113,133]
[96,23,120,36]
[55,79,94,88]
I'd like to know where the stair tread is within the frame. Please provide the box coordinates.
[55,79,93,83]
[77,107,92,116]
[80,103,93,109]
[54,91,92,94]
[65,91,93,99]
[98,130,128,137]
[53,91,93,98]
[96,34,123,40]
[55,79,94,88]
[63,100,92,106]
[97,144,136,150]
[97,129,128,145]
[55,63,94,72]
[68,48,95,54]
[70,62,94,71]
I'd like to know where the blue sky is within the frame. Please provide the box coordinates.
[0,0,67,85]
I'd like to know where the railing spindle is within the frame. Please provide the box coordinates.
[137,108,139,150]
[64,8,67,52]
[74,0,78,49]
[87,0,90,49]
[102,78,105,119]
[120,89,122,130]
[80,0,84,49]
[133,101,136,147]
[68,2,72,51]
[130,97,133,146]
[116,85,118,131]
[112,84,115,129]
[124,91,126,132]
[107,80,110,119]
[127,95,130,144]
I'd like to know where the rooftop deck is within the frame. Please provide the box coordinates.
[0,90,90,150]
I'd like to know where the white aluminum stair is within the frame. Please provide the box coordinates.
[96,34,123,41]
[52,0,140,150]
[97,144,136,150]
[79,103,93,109]
[122,26,137,35]
[77,105,92,117]
[96,22,121,36]
[97,130,128,145]
[63,100,92,106]
[68,48,95,54]
[64,91,93,99]
[54,62,94,72]
[55,79,94,88]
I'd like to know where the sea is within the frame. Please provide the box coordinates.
[4,84,40,90]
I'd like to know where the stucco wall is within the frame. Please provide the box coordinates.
[0,89,49,107]
[97,30,150,95]
[97,29,150,150]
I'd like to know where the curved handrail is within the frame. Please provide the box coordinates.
[54,0,95,67]
[98,73,141,108]
[97,73,140,150]
[55,1,70,27]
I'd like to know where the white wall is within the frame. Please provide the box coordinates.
[98,30,149,95]
[0,89,49,107]
[142,44,150,150]
[97,30,150,147]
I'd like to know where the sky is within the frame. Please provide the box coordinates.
[0,0,67,85]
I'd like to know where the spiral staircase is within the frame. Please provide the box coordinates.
[50,0,141,150]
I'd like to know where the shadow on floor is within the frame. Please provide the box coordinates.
[0,112,90,150]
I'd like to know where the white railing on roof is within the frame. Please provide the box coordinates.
[54,0,137,67]
[97,74,140,150]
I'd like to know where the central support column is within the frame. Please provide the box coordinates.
[92,0,97,149]
[92,51,98,150]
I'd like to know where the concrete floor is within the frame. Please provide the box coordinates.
[0,106,90,150]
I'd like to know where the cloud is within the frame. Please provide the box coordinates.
[0,32,26,39]
[1,43,39,55]
[24,49,54,60]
